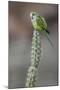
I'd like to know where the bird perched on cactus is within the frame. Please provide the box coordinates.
[30,12,53,46]
[25,12,53,88]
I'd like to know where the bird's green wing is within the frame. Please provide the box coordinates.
[41,16,47,29]
[36,15,47,31]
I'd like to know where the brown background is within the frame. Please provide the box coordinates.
[9,1,58,89]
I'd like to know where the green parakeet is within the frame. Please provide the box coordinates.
[30,12,53,46]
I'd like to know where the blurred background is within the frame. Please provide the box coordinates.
[8,1,58,89]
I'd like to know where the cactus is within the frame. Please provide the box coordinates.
[25,30,41,87]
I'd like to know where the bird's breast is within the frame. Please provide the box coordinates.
[32,21,37,29]
[32,21,42,31]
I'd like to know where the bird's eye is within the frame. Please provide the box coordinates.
[33,13,35,16]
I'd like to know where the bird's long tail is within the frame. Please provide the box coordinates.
[44,30,53,47]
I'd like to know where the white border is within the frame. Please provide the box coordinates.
[0,0,8,90]
[0,0,59,90]
[8,0,60,4]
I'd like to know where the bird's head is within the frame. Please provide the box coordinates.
[30,12,38,20]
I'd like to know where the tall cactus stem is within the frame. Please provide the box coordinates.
[25,30,41,87]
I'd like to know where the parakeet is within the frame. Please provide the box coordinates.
[30,12,53,46]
